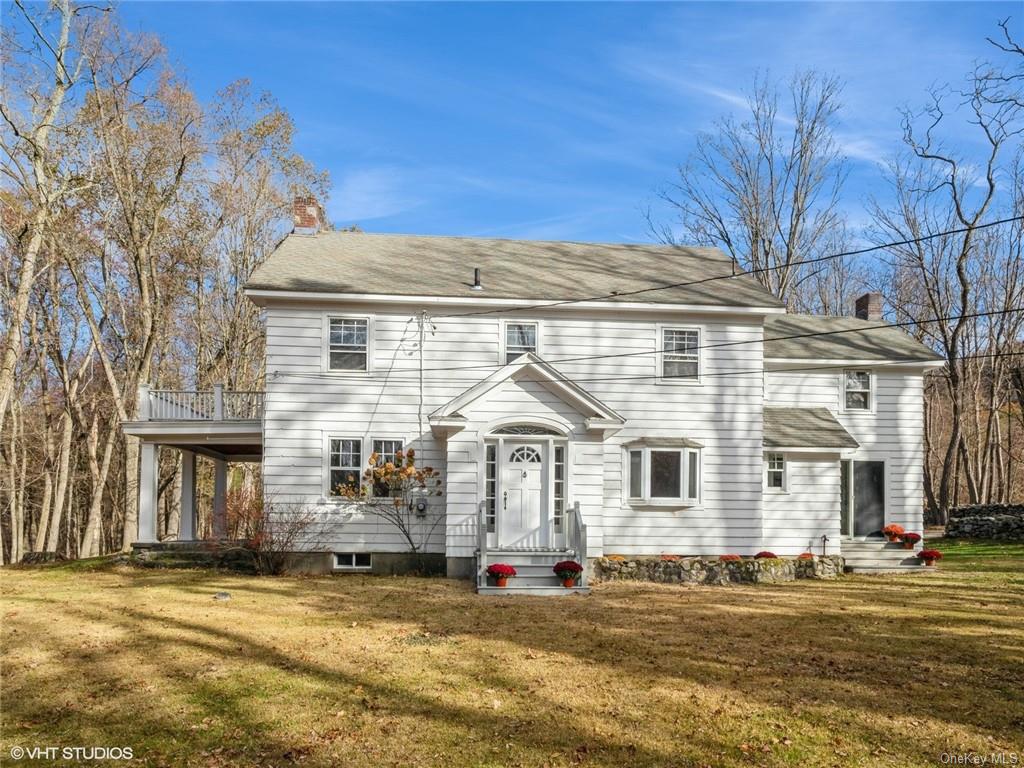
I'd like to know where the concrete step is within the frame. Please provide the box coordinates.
[478,585,590,596]
[485,550,575,566]
[846,564,937,574]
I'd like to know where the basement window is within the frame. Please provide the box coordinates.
[334,552,372,570]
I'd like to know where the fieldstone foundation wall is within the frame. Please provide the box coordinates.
[946,504,1024,541]
[592,555,844,585]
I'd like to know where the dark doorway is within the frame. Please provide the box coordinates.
[853,460,885,536]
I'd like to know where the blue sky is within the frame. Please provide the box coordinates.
[120,2,1020,242]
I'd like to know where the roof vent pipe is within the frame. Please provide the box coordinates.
[471,267,483,291]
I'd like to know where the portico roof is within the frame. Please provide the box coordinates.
[429,353,625,432]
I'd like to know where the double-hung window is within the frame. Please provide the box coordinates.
[844,370,872,411]
[661,327,700,381]
[765,452,786,491]
[626,445,701,505]
[328,317,369,371]
[328,438,362,497]
[504,321,538,364]
[371,439,403,497]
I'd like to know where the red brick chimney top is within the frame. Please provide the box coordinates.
[293,196,324,234]
[854,292,883,321]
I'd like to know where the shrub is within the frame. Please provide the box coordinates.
[486,563,517,577]
[902,532,922,544]
[553,560,584,579]
[797,552,815,560]
[917,549,943,561]
[719,554,742,562]
[754,551,778,559]
[882,524,905,536]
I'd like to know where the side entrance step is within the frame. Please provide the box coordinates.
[841,539,933,573]
[478,549,590,595]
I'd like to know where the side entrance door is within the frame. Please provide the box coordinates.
[499,443,545,548]
[852,460,885,536]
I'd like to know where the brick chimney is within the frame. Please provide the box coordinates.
[293,196,324,235]
[854,292,883,321]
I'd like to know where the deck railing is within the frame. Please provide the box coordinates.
[138,384,264,422]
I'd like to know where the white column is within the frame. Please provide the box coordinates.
[179,449,197,540]
[212,457,228,538]
[138,442,159,543]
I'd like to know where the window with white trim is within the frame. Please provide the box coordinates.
[627,446,700,504]
[371,439,403,497]
[328,437,362,496]
[765,452,786,490]
[662,327,699,380]
[844,370,872,410]
[484,444,497,533]
[553,445,565,533]
[328,317,369,371]
[504,322,538,364]
[334,552,372,570]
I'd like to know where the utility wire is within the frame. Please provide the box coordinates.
[269,350,1024,388]
[430,215,1024,320]
[270,305,1024,382]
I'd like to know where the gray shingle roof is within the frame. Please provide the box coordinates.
[245,232,785,309]
[763,407,859,450]
[764,314,943,363]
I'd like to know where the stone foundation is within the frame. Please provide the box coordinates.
[946,504,1024,541]
[592,555,844,585]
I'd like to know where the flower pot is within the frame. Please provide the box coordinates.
[922,559,935,567]
[561,578,576,588]
[902,540,914,550]
[885,534,899,543]
[496,576,509,588]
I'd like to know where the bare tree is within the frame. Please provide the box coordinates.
[651,71,854,312]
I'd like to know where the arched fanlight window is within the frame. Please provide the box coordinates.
[509,446,543,463]
[493,425,561,435]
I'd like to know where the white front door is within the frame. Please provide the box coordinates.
[499,443,545,547]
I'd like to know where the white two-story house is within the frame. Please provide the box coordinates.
[124,200,943,590]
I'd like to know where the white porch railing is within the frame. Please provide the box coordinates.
[477,500,489,589]
[138,384,264,422]
[566,501,588,587]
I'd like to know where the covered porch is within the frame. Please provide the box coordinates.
[122,385,264,544]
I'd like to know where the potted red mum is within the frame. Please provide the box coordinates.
[882,524,905,543]
[486,563,517,587]
[917,549,943,567]
[901,532,922,550]
[553,560,583,588]
[754,551,778,559]
[719,554,742,562]
[797,552,814,560]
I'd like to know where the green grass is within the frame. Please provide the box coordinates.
[2,543,1023,767]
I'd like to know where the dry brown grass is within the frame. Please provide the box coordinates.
[2,548,1022,767]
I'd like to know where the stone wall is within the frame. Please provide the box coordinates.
[592,555,844,585]
[946,504,1024,541]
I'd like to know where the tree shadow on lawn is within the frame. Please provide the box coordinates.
[4,594,744,767]
[5,568,1023,765]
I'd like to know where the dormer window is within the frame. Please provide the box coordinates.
[503,321,538,364]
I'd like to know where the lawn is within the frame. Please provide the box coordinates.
[2,543,1022,767]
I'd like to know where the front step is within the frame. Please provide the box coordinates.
[478,586,589,596]
[478,549,588,594]
[841,539,932,572]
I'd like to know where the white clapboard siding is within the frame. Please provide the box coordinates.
[262,303,768,557]
[762,454,842,556]
[765,368,925,535]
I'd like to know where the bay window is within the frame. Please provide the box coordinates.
[626,444,701,505]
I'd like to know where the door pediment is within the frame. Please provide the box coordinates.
[429,353,624,436]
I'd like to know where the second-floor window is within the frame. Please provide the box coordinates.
[662,327,700,381]
[328,317,369,371]
[765,452,786,490]
[504,321,538,364]
[844,370,872,410]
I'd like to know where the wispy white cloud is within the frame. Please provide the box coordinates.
[328,167,424,223]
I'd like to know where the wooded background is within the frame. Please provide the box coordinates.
[1,2,1021,563]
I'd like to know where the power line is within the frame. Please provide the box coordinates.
[269,305,1024,382]
[268,350,1024,388]
[431,215,1024,320]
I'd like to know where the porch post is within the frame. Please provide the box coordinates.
[138,442,159,543]
[212,457,228,538]
[179,449,197,540]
